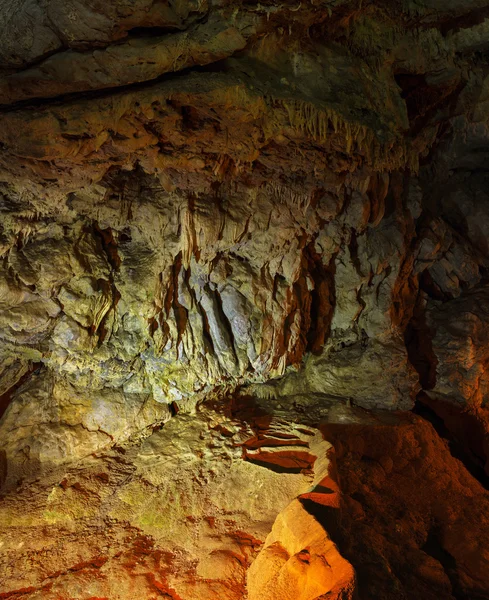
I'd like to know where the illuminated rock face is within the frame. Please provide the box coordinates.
[1,1,489,598]
[0,402,353,599]
[1,401,488,600]
[247,499,355,600]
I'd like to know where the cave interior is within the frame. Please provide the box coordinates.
[1,1,489,599]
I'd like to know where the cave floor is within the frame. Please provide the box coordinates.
[1,398,488,600]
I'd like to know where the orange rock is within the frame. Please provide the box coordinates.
[247,499,355,600]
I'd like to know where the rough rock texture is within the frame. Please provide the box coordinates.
[324,412,489,600]
[0,400,354,600]
[1,0,489,598]
[1,399,488,600]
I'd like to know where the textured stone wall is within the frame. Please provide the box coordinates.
[2,1,489,599]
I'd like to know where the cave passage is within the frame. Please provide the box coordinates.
[1,1,489,599]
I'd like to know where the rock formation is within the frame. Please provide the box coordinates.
[1,1,489,598]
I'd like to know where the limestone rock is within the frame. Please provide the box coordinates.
[0,371,172,485]
[0,402,348,600]
[323,413,489,600]
[418,289,489,475]
[247,499,355,600]
[0,1,489,597]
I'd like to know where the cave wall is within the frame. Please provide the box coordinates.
[1,1,489,599]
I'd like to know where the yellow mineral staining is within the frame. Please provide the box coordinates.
[43,485,96,523]
[213,82,407,171]
[282,98,330,142]
[91,281,113,334]
[180,202,197,270]
[0,507,43,528]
